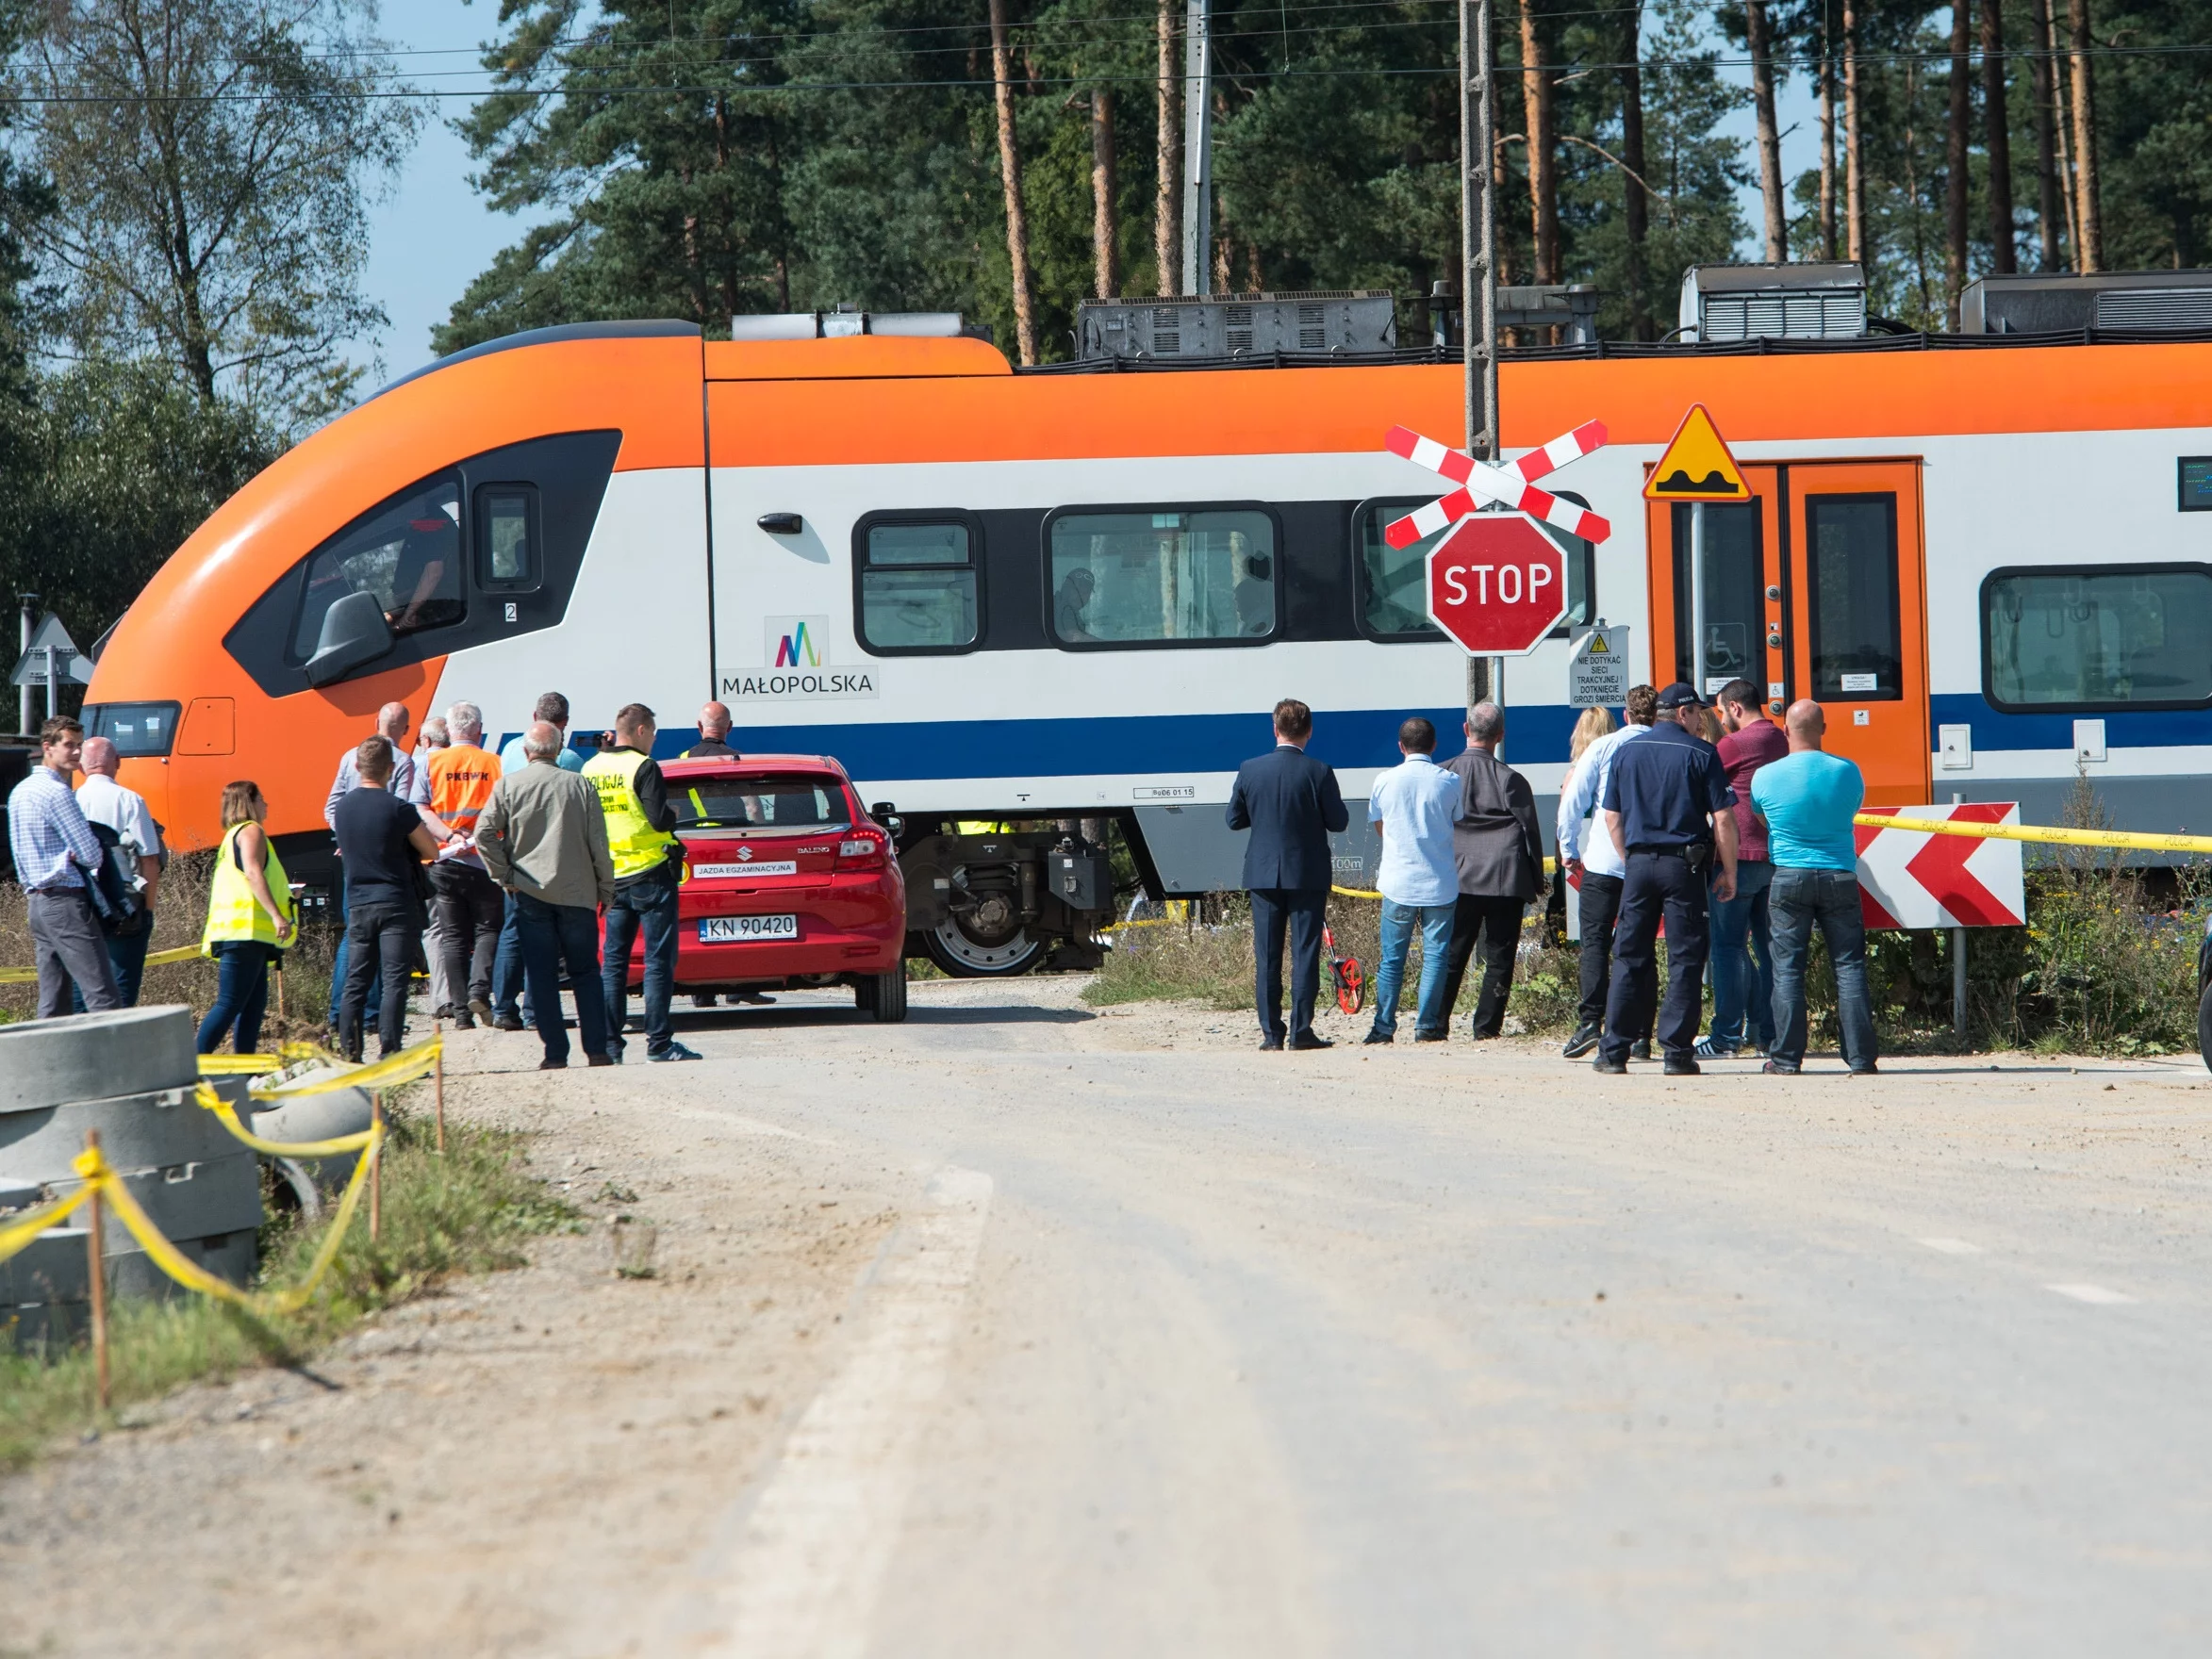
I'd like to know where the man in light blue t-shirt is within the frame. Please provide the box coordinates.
[1363,715,1465,1044]
[499,691,586,777]
[1750,699,1877,1076]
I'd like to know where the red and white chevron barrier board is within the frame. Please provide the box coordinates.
[1855,801,2026,929]
[1382,421,1612,549]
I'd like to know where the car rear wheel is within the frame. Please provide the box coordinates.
[870,967,909,1023]
[923,912,1046,977]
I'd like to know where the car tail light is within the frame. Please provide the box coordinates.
[836,831,887,869]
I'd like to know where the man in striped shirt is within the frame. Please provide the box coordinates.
[6,716,121,1016]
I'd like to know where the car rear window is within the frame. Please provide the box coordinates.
[673,775,850,832]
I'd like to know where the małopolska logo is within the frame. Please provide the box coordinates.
[722,616,880,702]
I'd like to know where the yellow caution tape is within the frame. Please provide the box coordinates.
[70,1127,383,1316]
[0,942,206,985]
[244,1035,441,1101]
[194,1083,379,1158]
[1331,884,1385,900]
[197,1041,344,1077]
[0,1184,97,1268]
[1855,813,2212,856]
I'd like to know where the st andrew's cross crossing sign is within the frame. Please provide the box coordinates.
[1425,514,1568,655]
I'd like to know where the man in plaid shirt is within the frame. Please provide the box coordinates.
[7,716,121,1016]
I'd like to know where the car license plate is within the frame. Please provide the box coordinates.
[700,914,797,943]
[692,860,798,879]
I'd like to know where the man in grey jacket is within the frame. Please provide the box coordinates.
[1437,701,1546,1040]
[475,722,618,1070]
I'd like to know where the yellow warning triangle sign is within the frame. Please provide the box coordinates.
[1642,403,1748,501]
[1586,631,1611,653]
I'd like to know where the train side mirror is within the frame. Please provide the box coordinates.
[305,590,396,687]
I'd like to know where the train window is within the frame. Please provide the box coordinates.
[2180,459,2212,511]
[475,486,538,590]
[291,480,465,657]
[1355,500,1445,640]
[855,518,980,653]
[1048,508,1276,648]
[82,701,180,758]
[1805,496,1903,700]
[1671,500,1763,690]
[1984,565,2212,709]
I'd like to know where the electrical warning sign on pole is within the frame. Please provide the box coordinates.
[1567,626,1630,707]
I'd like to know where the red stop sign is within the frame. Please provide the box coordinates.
[1424,513,1567,655]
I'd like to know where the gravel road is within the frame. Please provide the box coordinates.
[6,977,2211,1657]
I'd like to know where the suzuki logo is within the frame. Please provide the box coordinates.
[737,846,754,862]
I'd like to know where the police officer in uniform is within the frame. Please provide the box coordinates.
[584,702,702,1063]
[1594,682,1738,1076]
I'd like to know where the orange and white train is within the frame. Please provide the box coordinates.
[83,317,2212,972]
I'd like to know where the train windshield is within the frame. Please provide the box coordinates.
[674,776,852,834]
[291,481,465,658]
[1048,510,1276,644]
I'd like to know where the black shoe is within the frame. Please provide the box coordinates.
[692,994,719,1009]
[450,1010,476,1030]
[1592,1055,1627,1074]
[493,1013,525,1032]
[1849,1063,1881,1076]
[586,1053,616,1068]
[1290,1032,1334,1051]
[1362,1029,1395,1045]
[538,1058,568,1070]
[1260,1036,1284,1051]
[1561,1024,1601,1059]
[1662,1052,1701,1076]
[1413,1029,1449,1043]
[1761,1059,1799,1075]
[1630,1039,1653,1061]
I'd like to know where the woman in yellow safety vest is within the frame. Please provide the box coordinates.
[197,780,296,1054]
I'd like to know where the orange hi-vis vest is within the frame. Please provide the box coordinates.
[428,743,500,837]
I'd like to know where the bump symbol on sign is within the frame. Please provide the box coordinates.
[1642,403,1748,501]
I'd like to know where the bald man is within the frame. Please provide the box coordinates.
[682,701,738,760]
[74,735,163,1006]
[1750,699,1878,1076]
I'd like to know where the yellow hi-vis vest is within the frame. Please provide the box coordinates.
[584,747,678,880]
[201,822,294,952]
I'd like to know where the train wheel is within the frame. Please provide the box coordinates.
[923,912,1046,977]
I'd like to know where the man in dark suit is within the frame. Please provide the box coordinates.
[1225,698,1350,1050]
[1438,700,1546,1039]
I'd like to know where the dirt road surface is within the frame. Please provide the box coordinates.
[7,977,2212,1656]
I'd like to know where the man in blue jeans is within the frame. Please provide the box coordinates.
[584,703,702,1063]
[1699,679,1787,1058]
[1753,699,1879,1076]
[1362,716,1465,1044]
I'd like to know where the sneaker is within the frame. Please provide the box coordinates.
[1560,1024,1601,1059]
[604,1042,625,1065]
[1662,1053,1701,1076]
[733,990,777,1005]
[1591,1055,1628,1075]
[1629,1039,1653,1061]
[469,996,493,1024]
[492,1013,525,1033]
[1692,1036,1737,1059]
[1760,1059,1799,1075]
[648,1041,702,1063]
[1362,1029,1395,1045]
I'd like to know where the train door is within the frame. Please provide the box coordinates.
[1648,460,1930,807]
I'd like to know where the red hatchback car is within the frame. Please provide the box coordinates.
[622,754,910,1020]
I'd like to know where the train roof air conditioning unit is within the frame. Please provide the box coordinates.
[1959,271,2212,334]
[728,306,968,340]
[1077,290,1396,362]
[1679,263,1867,342]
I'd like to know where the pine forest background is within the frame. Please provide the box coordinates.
[0,0,2201,654]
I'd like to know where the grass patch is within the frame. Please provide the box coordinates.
[0,1093,573,1470]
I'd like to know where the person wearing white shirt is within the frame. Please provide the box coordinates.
[1362,716,1466,1044]
[74,736,163,1006]
[1554,683,1658,1059]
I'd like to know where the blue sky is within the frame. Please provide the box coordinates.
[351,0,1814,378]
